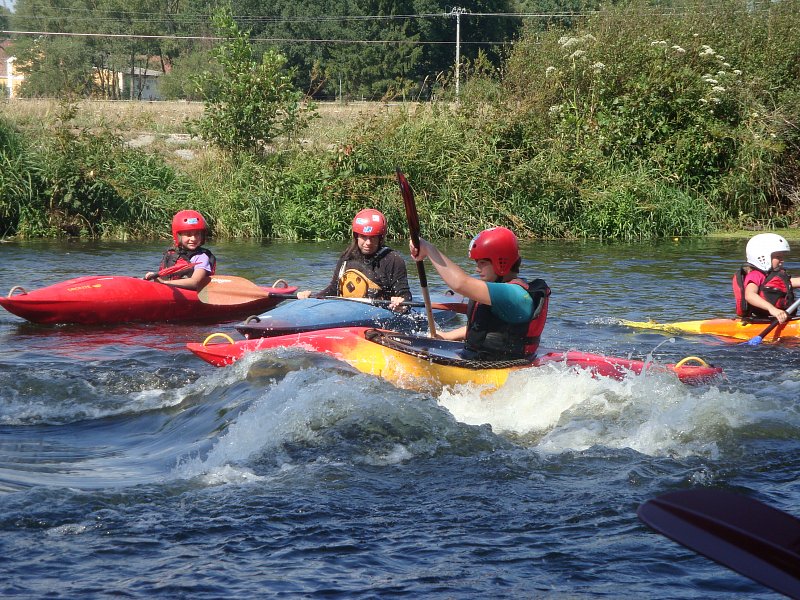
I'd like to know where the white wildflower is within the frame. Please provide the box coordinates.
[723,62,731,68]
[591,62,605,72]
[751,112,759,118]
[699,98,708,104]
[703,77,719,85]
[711,97,721,104]
[716,71,726,76]
[733,69,742,75]
[548,105,562,115]
[672,45,686,53]
[570,50,587,60]
[712,85,726,93]
[699,46,716,57]
[651,40,667,46]
[546,66,557,76]
[560,36,580,48]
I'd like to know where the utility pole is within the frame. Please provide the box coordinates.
[447,7,467,101]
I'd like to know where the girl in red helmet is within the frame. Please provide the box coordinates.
[296,209,411,310]
[410,226,549,359]
[144,210,216,290]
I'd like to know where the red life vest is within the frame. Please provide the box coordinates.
[732,265,794,318]
[159,246,217,280]
[464,278,550,359]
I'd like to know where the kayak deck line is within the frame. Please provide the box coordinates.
[188,327,723,392]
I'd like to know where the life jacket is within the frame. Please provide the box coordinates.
[732,264,794,317]
[464,278,550,360]
[337,246,390,298]
[159,246,217,280]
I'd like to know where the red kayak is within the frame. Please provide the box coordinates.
[0,275,297,325]
[187,327,723,392]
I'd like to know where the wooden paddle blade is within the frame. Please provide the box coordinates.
[396,168,436,337]
[197,275,272,305]
[396,168,420,247]
[638,489,800,597]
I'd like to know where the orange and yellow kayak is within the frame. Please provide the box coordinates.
[187,327,722,392]
[619,316,800,342]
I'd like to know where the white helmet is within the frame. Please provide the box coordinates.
[746,233,790,271]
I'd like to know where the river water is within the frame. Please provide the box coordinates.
[1,237,798,598]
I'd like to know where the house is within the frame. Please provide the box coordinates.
[120,67,163,101]
[0,42,163,100]
[0,40,23,98]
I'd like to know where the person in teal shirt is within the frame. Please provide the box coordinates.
[410,226,550,360]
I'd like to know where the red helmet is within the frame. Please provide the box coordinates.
[352,209,387,237]
[172,210,207,244]
[468,226,520,277]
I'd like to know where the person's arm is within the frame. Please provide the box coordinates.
[156,266,210,291]
[409,238,491,305]
[744,281,788,322]
[437,325,467,341]
[384,251,412,311]
[790,276,800,289]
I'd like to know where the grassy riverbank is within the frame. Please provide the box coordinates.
[2,0,798,242]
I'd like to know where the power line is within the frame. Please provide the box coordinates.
[0,29,514,44]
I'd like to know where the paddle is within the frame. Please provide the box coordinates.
[197,275,275,305]
[745,296,800,346]
[144,263,196,281]
[397,168,437,338]
[267,293,467,313]
[638,489,800,597]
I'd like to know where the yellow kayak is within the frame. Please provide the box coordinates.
[619,317,800,342]
[187,327,722,393]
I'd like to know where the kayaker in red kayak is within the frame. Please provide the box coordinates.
[144,210,217,290]
[296,208,412,311]
[734,233,800,324]
[409,226,550,360]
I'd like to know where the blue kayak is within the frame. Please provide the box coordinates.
[234,296,464,339]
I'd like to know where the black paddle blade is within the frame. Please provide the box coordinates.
[638,489,800,597]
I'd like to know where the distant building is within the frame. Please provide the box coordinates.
[120,67,163,101]
[0,40,23,98]
[0,43,163,100]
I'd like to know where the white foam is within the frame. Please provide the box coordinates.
[438,363,756,458]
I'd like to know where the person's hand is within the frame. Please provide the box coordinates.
[769,307,788,323]
[144,272,158,281]
[409,238,430,261]
[388,296,408,312]
[296,290,313,299]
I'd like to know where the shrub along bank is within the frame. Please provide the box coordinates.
[1,0,798,241]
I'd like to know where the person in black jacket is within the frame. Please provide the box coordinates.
[297,208,411,311]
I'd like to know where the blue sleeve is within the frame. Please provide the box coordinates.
[486,282,533,324]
